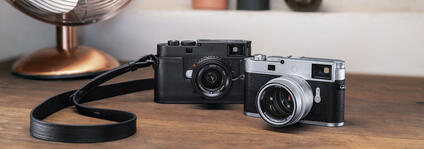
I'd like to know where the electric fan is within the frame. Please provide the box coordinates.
[6,0,131,79]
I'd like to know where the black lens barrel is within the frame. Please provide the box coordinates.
[192,56,232,99]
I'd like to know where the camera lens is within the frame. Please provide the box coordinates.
[257,75,314,127]
[201,69,223,90]
[192,56,232,99]
[259,86,294,121]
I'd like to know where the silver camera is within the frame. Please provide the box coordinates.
[244,54,346,127]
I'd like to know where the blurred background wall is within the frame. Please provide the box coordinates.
[1,0,423,76]
[0,1,55,61]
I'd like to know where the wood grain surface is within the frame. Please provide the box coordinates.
[0,59,423,149]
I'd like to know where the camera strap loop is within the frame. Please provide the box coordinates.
[30,54,157,143]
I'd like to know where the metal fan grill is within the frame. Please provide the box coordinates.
[7,0,131,79]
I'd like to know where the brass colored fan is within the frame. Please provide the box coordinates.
[7,0,131,79]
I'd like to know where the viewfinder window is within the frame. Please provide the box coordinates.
[312,64,332,80]
[228,44,245,56]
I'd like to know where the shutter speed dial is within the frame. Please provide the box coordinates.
[168,40,180,46]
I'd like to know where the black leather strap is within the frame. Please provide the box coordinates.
[30,55,157,143]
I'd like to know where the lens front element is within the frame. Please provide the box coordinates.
[201,69,223,90]
[260,86,294,122]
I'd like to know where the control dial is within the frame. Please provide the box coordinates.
[167,40,180,46]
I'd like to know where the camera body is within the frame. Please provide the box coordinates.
[155,39,251,104]
[244,54,345,127]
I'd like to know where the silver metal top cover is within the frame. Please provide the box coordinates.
[245,55,346,82]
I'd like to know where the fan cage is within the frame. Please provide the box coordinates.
[7,0,131,26]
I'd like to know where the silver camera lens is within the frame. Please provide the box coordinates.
[256,75,313,127]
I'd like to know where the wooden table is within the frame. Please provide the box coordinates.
[0,59,423,149]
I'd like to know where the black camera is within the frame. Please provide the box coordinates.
[244,54,345,127]
[154,39,251,104]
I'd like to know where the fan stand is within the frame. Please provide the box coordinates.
[11,26,120,79]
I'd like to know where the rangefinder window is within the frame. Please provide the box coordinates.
[268,65,276,71]
[312,64,332,80]
[228,44,245,56]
